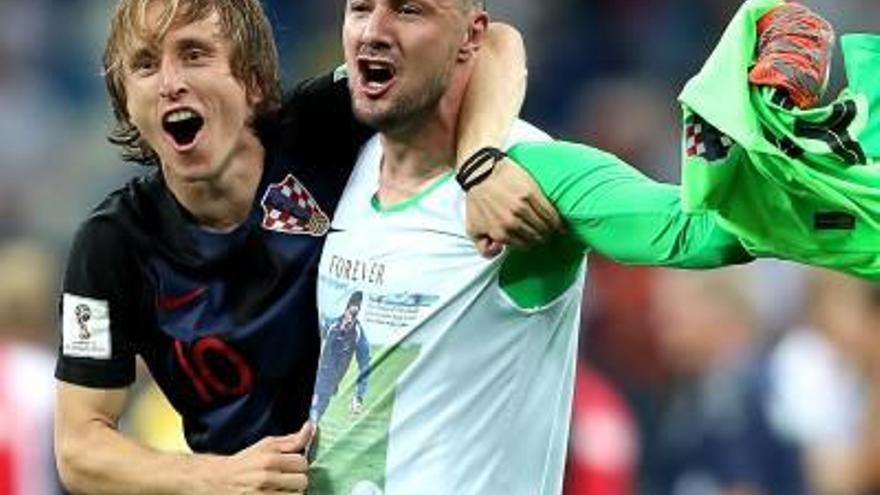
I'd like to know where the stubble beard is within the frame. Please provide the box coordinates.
[353,68,451,135]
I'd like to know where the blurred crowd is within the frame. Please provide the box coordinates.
[0,0,878,494]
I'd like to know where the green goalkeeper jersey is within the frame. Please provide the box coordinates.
[679,0,880,279]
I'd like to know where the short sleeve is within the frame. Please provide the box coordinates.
[55,218,139,389]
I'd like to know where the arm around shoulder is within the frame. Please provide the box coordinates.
[459,24,567,253]
[457,22,526,162]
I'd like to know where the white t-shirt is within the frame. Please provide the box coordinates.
[309,121,585,495]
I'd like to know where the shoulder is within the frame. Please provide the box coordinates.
[74,172,163,250]
[279,68,354,136]
[66,172,168,287]
[507,138,620,167]
[286,67,350,102]
[277,68,374,185]
[504,139,628,192]
[88,171,163,223]
[68,215,129,265]
[65,213,139,300]
[502,120,622,168]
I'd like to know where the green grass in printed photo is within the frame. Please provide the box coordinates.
[310,345,419,495]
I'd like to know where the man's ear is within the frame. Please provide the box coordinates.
[246,76,265,108]
[459,11,489,62]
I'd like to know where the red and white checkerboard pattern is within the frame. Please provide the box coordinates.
[261,175,329,236]
[685,119,733,159]
[685,120,704,157]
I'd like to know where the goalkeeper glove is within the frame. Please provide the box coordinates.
[749,2,835,109]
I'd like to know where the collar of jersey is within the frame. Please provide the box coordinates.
[370,170,455,214]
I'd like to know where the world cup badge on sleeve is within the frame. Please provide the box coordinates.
[62,294,111,359]
[74,304,92,339]
[261,174,330,236]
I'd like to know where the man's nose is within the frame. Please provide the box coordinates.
[360,7,393,50]
[158,58,187,100]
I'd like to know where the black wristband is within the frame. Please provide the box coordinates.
[455,147,507,191]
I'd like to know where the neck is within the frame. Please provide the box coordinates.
[377,67,470,206]
[165,132,265,232]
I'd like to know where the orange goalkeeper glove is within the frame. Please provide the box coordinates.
[749,2,834,109]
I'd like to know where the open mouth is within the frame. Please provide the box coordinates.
[162,108,204,149]
[357,59,397,96]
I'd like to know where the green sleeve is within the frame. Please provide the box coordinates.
[499,141,752,309]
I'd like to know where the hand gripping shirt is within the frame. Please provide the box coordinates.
[679,0,880,279]
[309,121,750,495]
[55,72,372,454]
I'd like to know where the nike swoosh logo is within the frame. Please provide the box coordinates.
[157,286,208,312]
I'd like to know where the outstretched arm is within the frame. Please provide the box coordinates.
[457,23,563,255]
[508,141,752,268]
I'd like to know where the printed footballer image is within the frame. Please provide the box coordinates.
[308,291,422,495]
[311,291,371,423]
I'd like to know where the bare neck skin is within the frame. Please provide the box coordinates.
[376,68,471,207]
[163,130,265,233]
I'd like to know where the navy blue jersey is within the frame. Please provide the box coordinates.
[56,72,373,454]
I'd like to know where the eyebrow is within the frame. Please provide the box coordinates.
[175,36,218,54]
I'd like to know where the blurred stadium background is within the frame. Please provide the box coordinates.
[0,1,878,494]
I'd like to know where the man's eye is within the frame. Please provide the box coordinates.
[349,1,370,13]
[131,59,157,74]
[183,49,206,62]
[400,3,422,15]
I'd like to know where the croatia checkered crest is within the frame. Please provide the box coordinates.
[260,174,330,236]
[685,114,734,162]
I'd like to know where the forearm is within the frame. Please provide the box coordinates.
[57,419,216,495]
[55,382,220,495]
[507,141,753,267]
[456,22,527,165]
[570,188,752,268]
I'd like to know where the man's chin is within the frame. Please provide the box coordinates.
[353,105,401,133]
[160,156,216,183]
[353,88,440,135]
